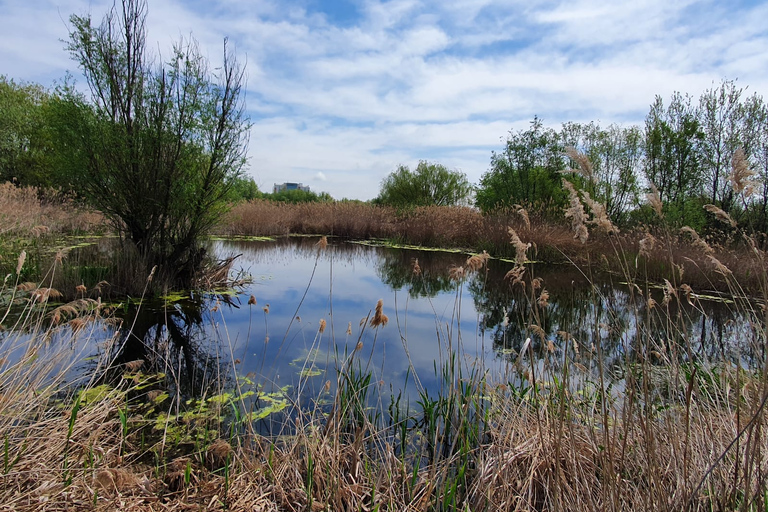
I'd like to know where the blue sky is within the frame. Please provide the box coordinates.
[2,0,767,200]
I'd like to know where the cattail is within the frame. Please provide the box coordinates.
[324,380,331,392]
[248,295,256,305]
[729,148,758,197]
[704,204,737,228]
[318,318,326,333]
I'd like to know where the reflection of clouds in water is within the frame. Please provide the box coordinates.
[208,238,762,403]
[215,237,493,403]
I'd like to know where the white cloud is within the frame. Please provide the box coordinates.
[2,0,767,200]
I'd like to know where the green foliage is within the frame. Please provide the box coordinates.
[0,77,56,188]
[475,117,566,216]
[264,189,333,203]
[375,160,473,207]
[561,121,642,226]
[227,175,262,202]
[56,0,250,287]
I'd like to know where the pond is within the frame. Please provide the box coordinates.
[9,236,763,432]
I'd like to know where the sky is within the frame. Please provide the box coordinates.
[1,0,767,200]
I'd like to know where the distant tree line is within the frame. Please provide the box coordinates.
[3,67,767,244]
[475,80,768,234]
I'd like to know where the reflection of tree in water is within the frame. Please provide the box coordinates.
[103,295,233,400]
[376,248,462,298]
[468,260,763,371]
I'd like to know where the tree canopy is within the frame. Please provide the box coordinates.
[375,161,472,207]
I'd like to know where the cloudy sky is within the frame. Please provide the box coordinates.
[2,0,767,200]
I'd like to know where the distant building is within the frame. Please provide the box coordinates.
[273,182,310,193]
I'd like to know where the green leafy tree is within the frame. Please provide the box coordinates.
[475,118,566,215]
[376,161,472,207]
[560,122,642,226]
[57,0,250,285]
[698,80,745,211]
[0,77,56,188]
[228,175,262,202]
[642,93,705,227]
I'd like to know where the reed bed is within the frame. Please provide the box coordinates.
[219,199,766,294]
[0,183,103,238]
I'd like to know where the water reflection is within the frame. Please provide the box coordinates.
[73,237,764,414]
[103,295,235,400]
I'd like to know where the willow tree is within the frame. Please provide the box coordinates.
[61,0,249,286]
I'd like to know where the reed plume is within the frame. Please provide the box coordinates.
[565,146,594,182]
[370,299,388,328]
[729,148,759,197]
[704,204,737,228]
[646,183,664,218]
[514,204,531,229]
[563,181,589,244]
[508,229,530,264]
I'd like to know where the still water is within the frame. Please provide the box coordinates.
[36,236,763,429]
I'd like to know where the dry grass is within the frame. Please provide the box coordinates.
[0,183,104,237]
